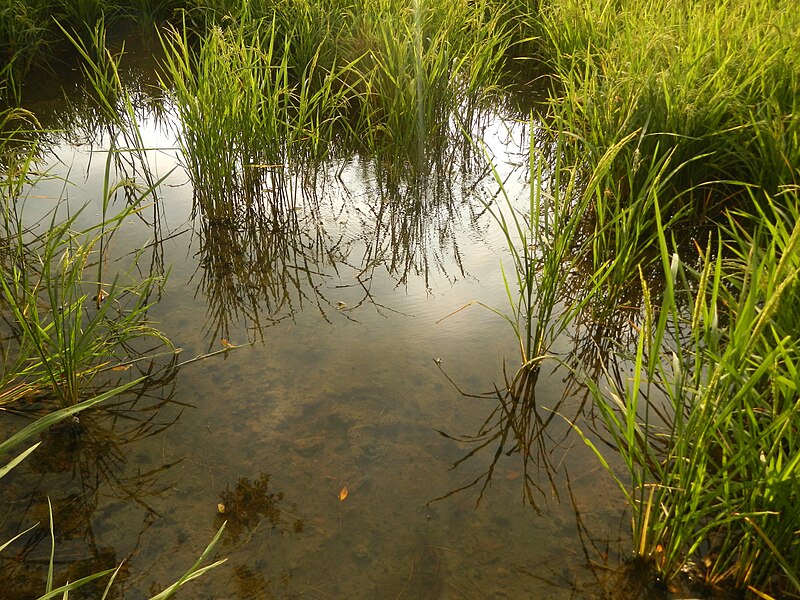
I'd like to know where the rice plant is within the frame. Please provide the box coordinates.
[489,3,800,592]
[534,0,800,202]
[157,10,352,216]
[575,187,800,596]
[476,29,800,593]
[0,201,166,405]
[348,0,513,167]
[0,1,52,101]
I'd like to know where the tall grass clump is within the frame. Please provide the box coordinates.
[158,10,351,217]
[576,187,800,596]
[476,113,695,387]
[0,0,189,100]
[158,0,519,195]
[534,0,800,240]
[0,1,52,101]
[350,0,513,164]
[1,157,172,408]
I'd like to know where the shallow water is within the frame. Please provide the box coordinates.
[0,51,646,600]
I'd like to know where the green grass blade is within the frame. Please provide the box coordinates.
[47,497,54,594]
[0,378,145,457]
[0,442,41,479]
[148,521,228,600]
[35,569,118,600]
[0,522,39,554]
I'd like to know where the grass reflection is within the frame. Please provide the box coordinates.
[193,188,345,344]
[215,472,304,544]
[0,354,187,599]
[430,361,574,514]
[192,122,506,343]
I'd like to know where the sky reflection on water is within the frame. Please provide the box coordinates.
[0,71,639,599]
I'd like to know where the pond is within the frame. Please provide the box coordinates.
[2,37,644,600]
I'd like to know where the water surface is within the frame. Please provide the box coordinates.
[1,49,638,599]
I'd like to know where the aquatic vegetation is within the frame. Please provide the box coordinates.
[1,0,799,595]
[348,0,513,163]
[535,0,800,207]
[0,0,164,99]
[216,473,303,542]
[0,167,172,407]
[574,190,800,596]
[486,0,800,594]
[157,12,349,215]
[473,5,800,587]
[0,1,50,101]
[156,0,516,207]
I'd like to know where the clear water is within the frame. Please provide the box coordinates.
[0,49,640,600]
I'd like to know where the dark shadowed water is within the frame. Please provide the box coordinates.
[0,43,661,600]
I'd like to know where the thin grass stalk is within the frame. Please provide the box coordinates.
[582,186,800,592]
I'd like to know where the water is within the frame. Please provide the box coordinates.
[1,50,641,600]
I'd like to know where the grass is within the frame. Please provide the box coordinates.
[454,0,800,594]
[0,144,172,408]
[2,0,800,595]
[153,0,516,212]
[535,0,800,196]
[574,188,800,596]
[0,0,175,101]
[481,130,800,595]
[157,10,350,216]
[0,24,229,595]
[518,0,800,594]
[0,125,227,598]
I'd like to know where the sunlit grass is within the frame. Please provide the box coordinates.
[576,187,800,595]
[157,10,353,215]
[480,3,800,584]
[155,0,516,201]
[3,0,800,595]
[535,0,800,196]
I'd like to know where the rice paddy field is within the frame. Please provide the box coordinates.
[1,0,799,598]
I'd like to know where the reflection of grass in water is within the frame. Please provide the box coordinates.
[193,195,347,344]
[0,39,226,595]
[430,363,568,513]
[192,146,494,343]
[153,0,515,209]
